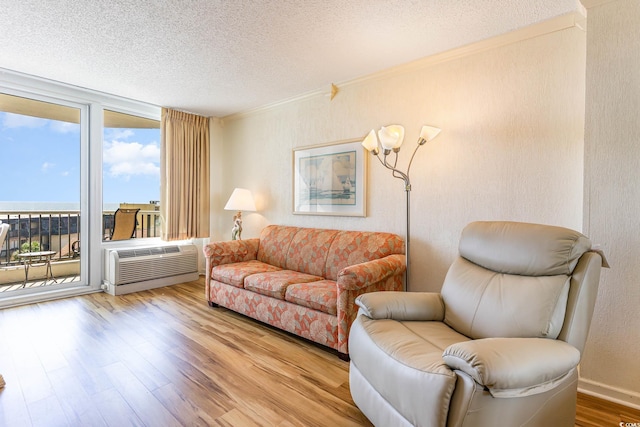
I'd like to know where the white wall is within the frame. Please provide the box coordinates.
[217,24,586,293]
[581,0,640,407]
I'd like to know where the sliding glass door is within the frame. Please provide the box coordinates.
[0,91,87,296]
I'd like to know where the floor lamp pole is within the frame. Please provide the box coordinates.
[378,158,414,292]
[405,184,411,291]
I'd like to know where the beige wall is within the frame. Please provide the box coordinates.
[581,0,640,407]
[216,24,586,290]
[209,10,639,406]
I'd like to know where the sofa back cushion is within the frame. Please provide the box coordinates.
[257,225,405,280]
[324,231,405,281]
[442,221,591,340]
[285,228,339,277]
[257,225,299,268]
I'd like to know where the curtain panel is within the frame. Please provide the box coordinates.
[161,108,210,240]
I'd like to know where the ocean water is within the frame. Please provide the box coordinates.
[0,202,120,212]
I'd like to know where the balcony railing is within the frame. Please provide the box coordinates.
[0,210,161,267]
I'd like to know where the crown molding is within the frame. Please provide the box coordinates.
[580,0,618,8]
[224,10,587,122]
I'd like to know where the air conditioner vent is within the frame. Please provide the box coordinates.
[116,249,138,259]
[116,245,182,258]
[103,244,199,295]
[161,246,180,254]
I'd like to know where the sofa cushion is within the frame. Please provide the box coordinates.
[211,260,281,288]
[209,281,340,350]
[285,228,339,277]
[257,225,299,268]
[324,231,405,281]
[244,270,324,299]
[285,280,338,315]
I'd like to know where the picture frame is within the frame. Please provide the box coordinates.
[293,138,367,217]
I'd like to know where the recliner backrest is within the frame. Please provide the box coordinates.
[441,221,593,341]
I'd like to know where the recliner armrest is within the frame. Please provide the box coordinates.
[355,292,445,321]
[442,338,580,398]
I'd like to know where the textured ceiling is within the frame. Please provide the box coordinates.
[0,0,582,117]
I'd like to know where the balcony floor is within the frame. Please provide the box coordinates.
[0,275,81,293]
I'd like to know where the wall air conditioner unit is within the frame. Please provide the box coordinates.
[103,244,199,296]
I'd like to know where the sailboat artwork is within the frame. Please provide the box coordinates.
[298,151,356,205]
[293,139,367,217]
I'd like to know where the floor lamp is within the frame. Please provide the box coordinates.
[361,125,441,290]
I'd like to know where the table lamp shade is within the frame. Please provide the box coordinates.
[224,188,256,212]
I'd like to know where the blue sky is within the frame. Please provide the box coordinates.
[0,112,160,205]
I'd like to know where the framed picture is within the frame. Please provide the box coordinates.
[293,138,367,216]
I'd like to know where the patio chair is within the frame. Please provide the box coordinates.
[108,208,140,240]
[0,222,9,257]
[71,240,80,258]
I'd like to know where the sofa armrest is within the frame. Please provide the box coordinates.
[334,254,405,354]
[355,292,444,321]
[442,338,580,398]
[337,254,406,291]
[203,238,259,267]
[204,239,260,288]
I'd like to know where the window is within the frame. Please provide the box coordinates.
[102,110,161,240]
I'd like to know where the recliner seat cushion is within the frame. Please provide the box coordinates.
[349,316,469,427]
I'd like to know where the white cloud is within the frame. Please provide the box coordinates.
[103,140,160,179]
[1,112,78,133]
[105,129,134,140]
[50,121,79,133]
[41,162,55,173]
[2,112,47,129]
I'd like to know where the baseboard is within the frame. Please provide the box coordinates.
[579,378,640,410]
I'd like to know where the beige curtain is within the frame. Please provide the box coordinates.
[161,108,210,240]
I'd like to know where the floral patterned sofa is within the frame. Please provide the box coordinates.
[203,225,406,358]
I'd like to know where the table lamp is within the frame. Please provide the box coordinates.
[224,188,256,240]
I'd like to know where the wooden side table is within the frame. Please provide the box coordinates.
[17,251,58,287]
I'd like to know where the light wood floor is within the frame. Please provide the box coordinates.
[0,277,637,426]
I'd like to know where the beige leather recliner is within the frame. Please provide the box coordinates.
[349,221,604,427]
